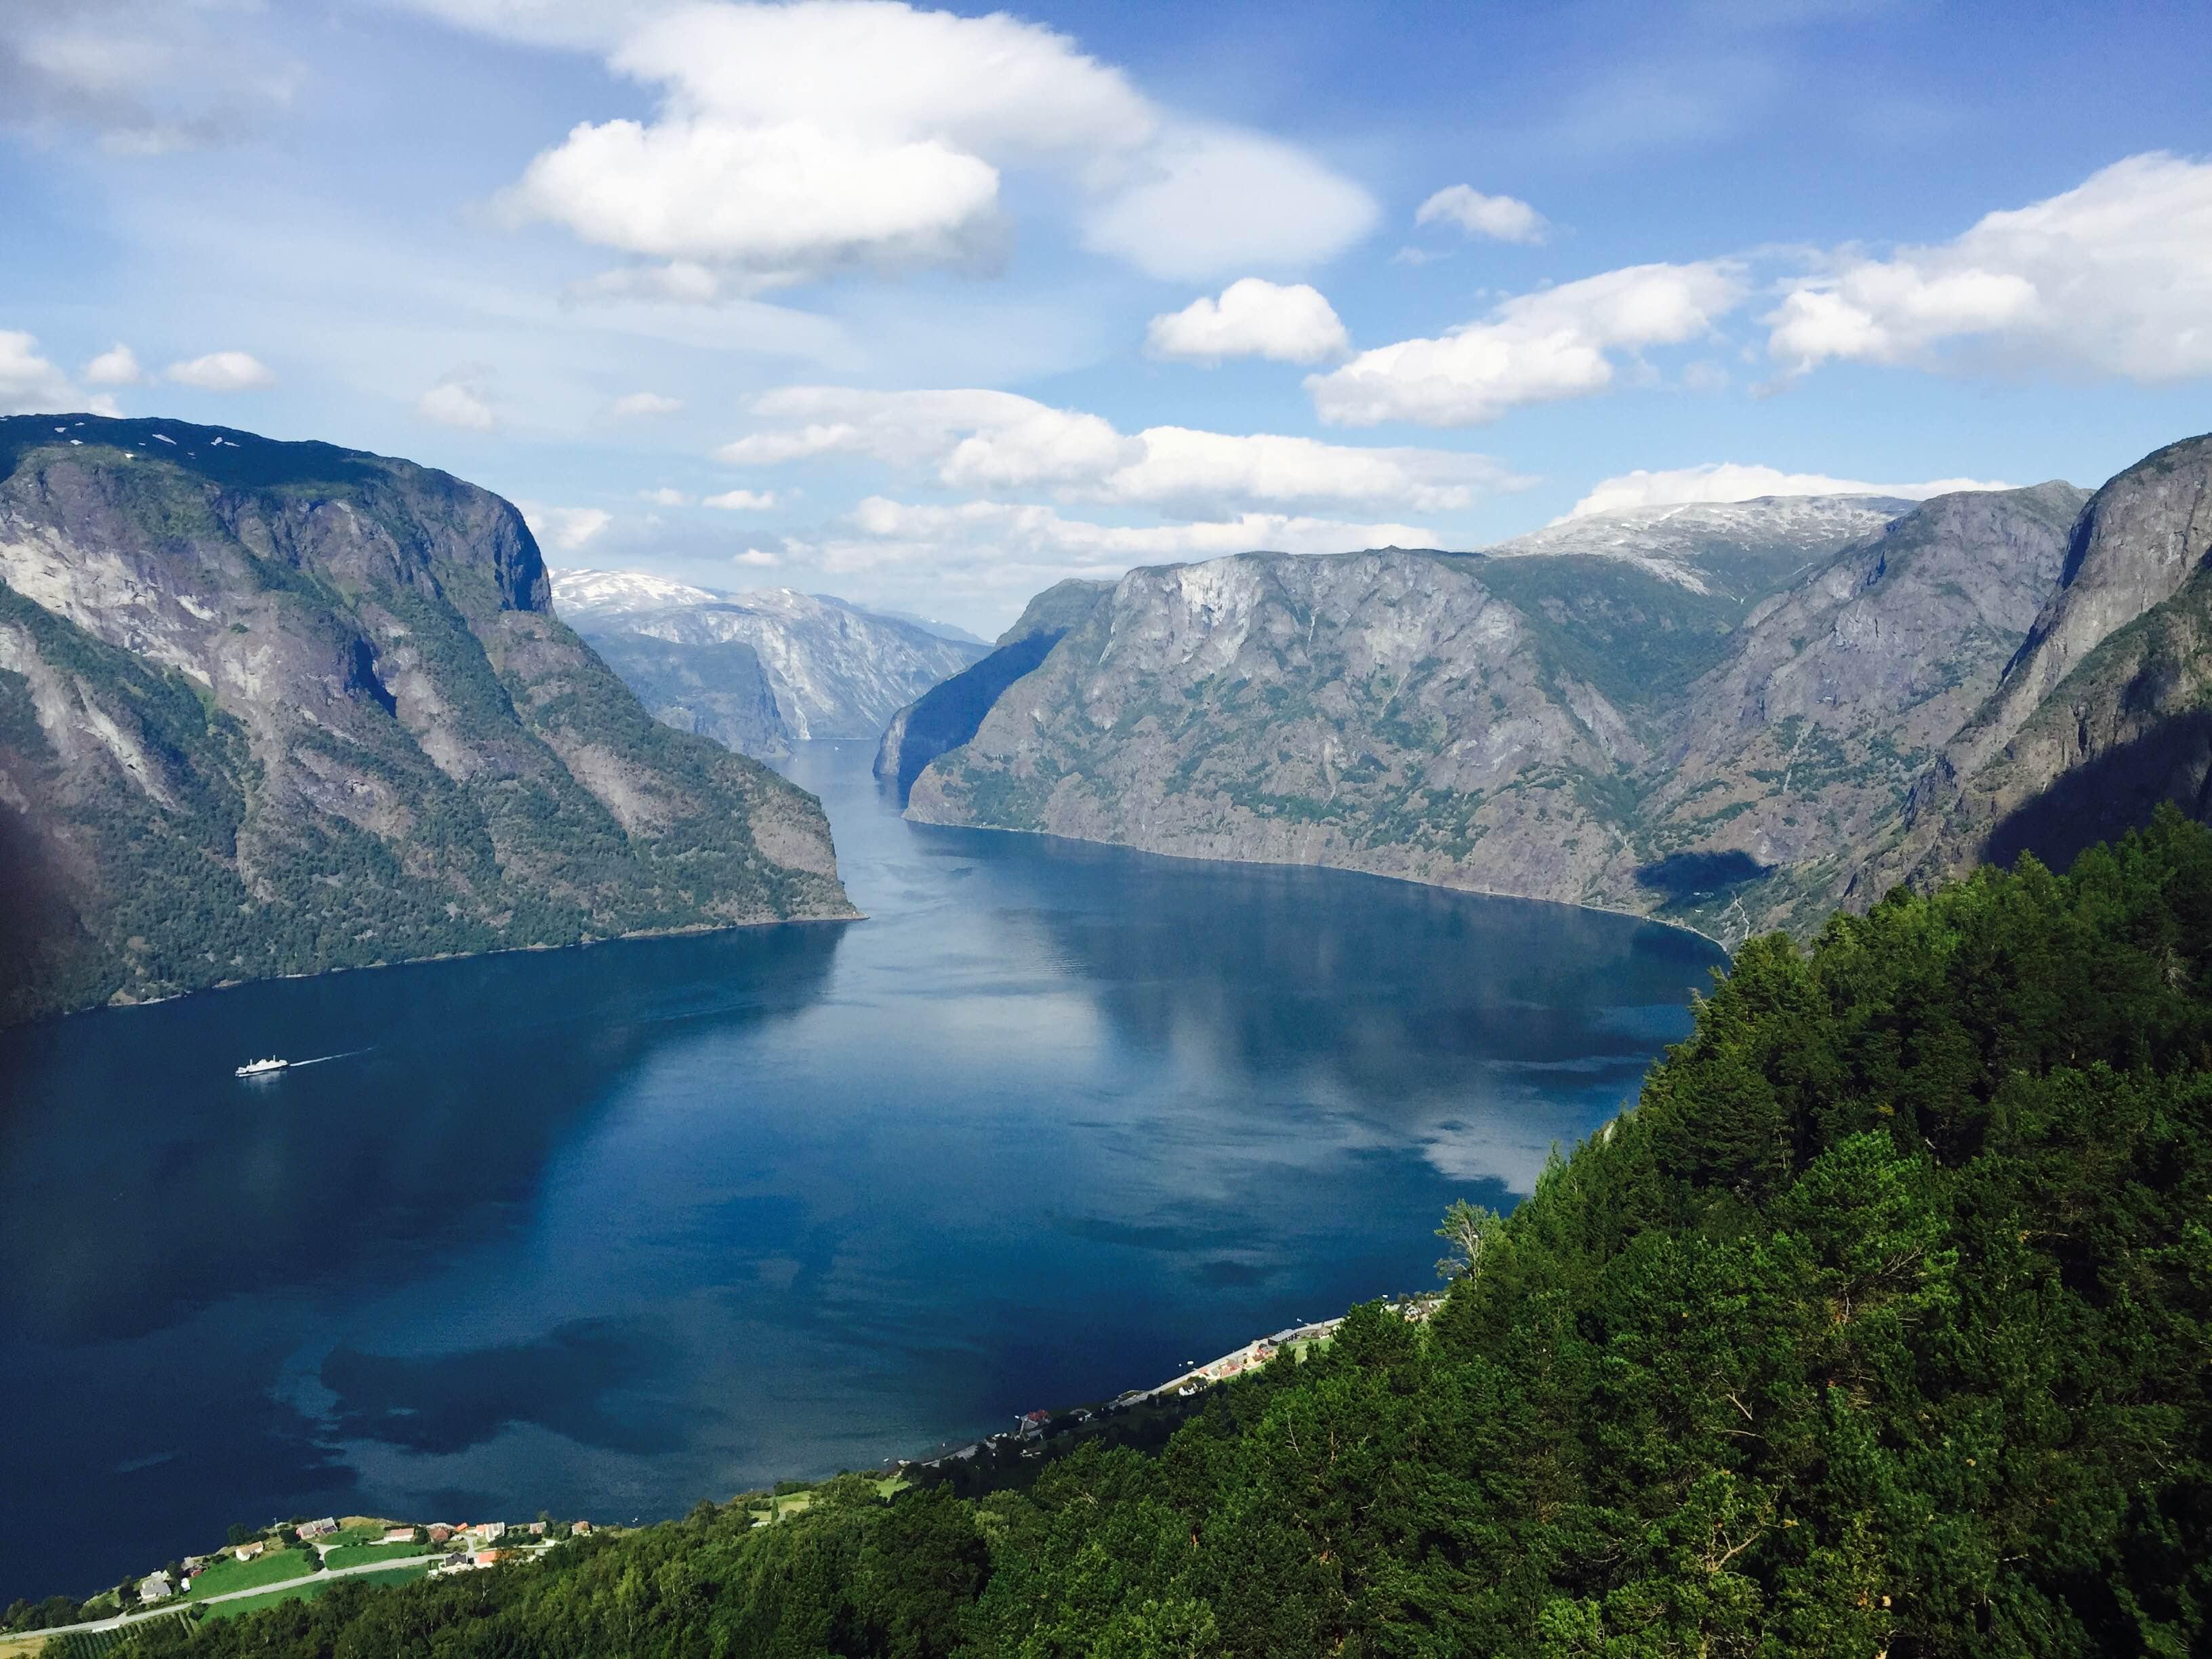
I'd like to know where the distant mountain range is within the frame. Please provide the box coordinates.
[552,571,988,761]
[870,451,2212,945]
[0,416,855,1025]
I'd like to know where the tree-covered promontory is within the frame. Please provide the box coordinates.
[123,813,2212,1656]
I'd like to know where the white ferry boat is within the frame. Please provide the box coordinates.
[234,1057,289,1078]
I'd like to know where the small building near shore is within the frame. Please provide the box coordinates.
[139,1574,173,1603]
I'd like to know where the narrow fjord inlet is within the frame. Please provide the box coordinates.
[0,742,1718,1601]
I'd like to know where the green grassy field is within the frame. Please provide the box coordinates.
[313,1522,394,1550]
[201,1566,430,1623]
[322,1544,428,1572]
[182,1549,316,1601]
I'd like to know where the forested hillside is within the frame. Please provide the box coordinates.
[117,813,2212,1656]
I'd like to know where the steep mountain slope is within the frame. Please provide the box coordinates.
[553,573,987,760]
[0,415,854,1024]
[1849,436,2212,897]
[876,578,1112,801]
[908,549,1659,902]
[1644,483,2087,932]
[903,489,2088,941]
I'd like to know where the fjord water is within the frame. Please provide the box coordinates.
[0,743,1720,1601]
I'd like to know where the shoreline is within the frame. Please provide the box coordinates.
[907,1296,1443,1475]
[900,809,1736,956]
[9,908,866,1033]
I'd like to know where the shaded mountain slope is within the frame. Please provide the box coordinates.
[1846,435,2212,901]
[875,578,1113,802]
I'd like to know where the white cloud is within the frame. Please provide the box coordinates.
[717,386,1132,479]
[703,488,777,510]
[507,112,1002,278]
[611,390,684,417]
[641,487,689,506]
[1767,151,2212,381]
[501,1,1144,284]
[165,350,275,391]
[1103,428,1517,515]
[1145,278,1349,365]
[716,386,1521,516]
[520,503,613,551]
[1308,260,1744,426]
[735,548,781,567]
[83,343,146,385]
[496,1,1371,287]
[1414,186,1549,245]
[1080,125,1378,281]
[417,377,497,430]
[0,331,74,413]
[87,392,125,418]
[806,496,1437,579]
[1565,463,2017,518]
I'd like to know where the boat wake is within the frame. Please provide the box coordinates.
[287,1048,370,1069]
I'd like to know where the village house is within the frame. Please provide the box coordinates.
[138,1573,173,1603]
[234,1540,265,1561]
[427,1524,454,1544]
[382,1528,415,1544]
[571,1521,592,1536]
[473,1549,509,1567]
[300,1518,340,1538]
[527,1521,546,1536]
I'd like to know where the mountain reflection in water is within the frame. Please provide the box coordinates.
[0,741,1720,1602]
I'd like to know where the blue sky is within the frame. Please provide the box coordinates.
[2,0,2207,631]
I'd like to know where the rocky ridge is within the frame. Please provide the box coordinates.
[0,415,855,1024]
[898,484,2129,943]
[552,572,986,760]
[1849,434,2212,895]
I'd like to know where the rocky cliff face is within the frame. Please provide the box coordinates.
[874,578,1113,801]
[1646,483,2087,931]
[1849,436,2212,894]
[552,572,986,760]
[903,488,2099,943]
[907,549,1654,903]
[0,415,855,1024]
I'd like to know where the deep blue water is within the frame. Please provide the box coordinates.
[0,742,1722,1602]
